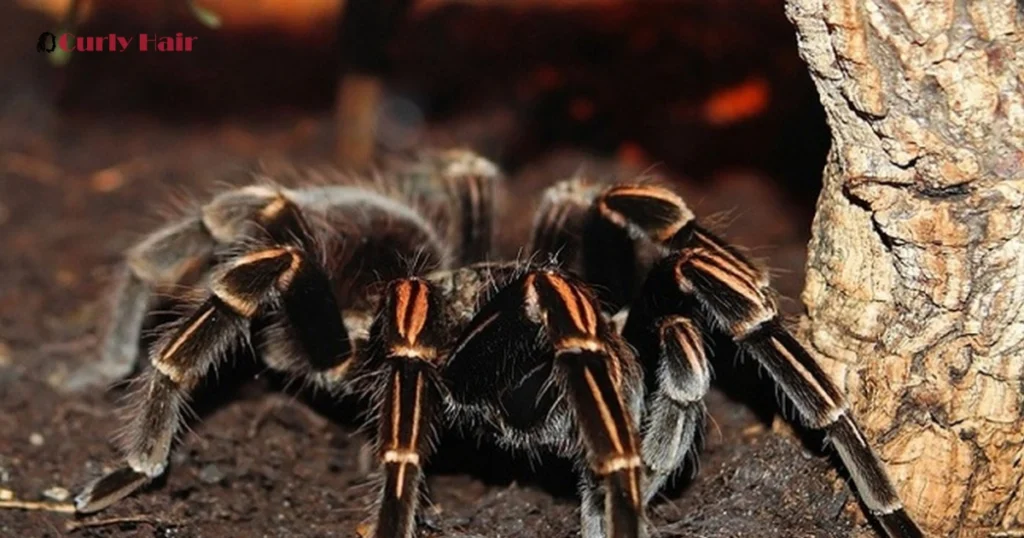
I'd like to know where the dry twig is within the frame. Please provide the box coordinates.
[0,500,76,513]
[65,515,177,532]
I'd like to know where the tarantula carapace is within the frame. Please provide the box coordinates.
[73,150,922,538]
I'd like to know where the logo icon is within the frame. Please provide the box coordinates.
[37,32,56,53]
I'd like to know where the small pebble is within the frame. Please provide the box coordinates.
[198,464,226,484]
[29,433,44,447]
[42,486,70,502]
[0,488,13,501]
[90,168,125,192]
[54,269,78,287]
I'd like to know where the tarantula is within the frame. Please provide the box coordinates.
[73,150,922,538]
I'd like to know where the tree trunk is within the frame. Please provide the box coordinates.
[784,1,1023,536]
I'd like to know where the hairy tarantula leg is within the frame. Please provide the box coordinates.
[437,150,502,263]
[74,295,245,513]
[75,245,350,513]
[80,216,218,392]
[589,184,923,538]
[523,271,645,538]
[620,284,710,502]
[561,347,644,538]
[528,178,602,268]
[445,269,645,538]
[642,318,707,502]
[366,279,444,538]
[81,186,310,392]
[581,185,695,309]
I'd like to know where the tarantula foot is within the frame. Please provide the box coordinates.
[73,466,150,514]
[878,509,924,538]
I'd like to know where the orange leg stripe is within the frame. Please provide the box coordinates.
[393,281,412,338]
[404,281,429,345]
[544,273,597,335]
[583,367,625,454]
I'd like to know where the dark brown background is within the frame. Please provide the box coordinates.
[0,1,869,536]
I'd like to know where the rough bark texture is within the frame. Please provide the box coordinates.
[785,1,1023,536]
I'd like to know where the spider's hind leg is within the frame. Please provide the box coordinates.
[75,196,352,514]
[587,184,923,538]
[435,149,502,263]
[75,186,297,392]
[528,177,603,270]
[81,216,215,392]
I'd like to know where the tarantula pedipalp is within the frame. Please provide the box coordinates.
[73,150,923,538]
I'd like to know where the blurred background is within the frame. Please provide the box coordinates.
[0,1,861,537]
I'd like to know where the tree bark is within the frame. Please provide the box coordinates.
[785,1,1023,536]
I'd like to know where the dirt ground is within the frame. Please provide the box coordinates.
[1,2,872,537]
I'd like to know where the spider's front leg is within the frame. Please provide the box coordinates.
[530,180,714,504]
[360,278,446,538]
[443,268,646,538]
[589,184,923,538]
[620,290,711,503]
[74,200,352,513]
